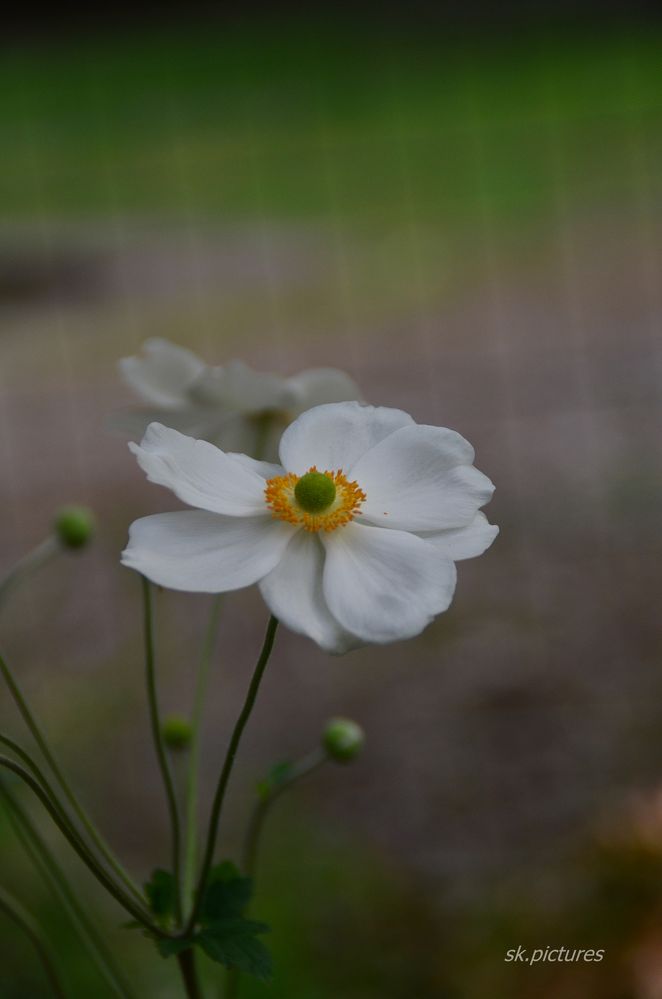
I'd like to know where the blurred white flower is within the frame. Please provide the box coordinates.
[114,338,361,459]
[122,402,498,655]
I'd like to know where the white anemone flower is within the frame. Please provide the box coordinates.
[114,338,361,460]
[122,402,498,654]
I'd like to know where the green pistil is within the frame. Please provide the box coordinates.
[294,472,336,514]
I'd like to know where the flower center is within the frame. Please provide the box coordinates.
[294,471,337,513]
[265,466,366,532]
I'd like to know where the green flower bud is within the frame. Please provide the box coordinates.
[54,506,96,550]
[162,715,192,751]
[322,718,365,763]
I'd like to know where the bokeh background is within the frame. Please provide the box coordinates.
[2,4,662,996]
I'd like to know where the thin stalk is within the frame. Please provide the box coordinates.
[0,732,109,838]
[0,780,136,999]
[186,615,279,934]
[0,536,59,609]
[0,883,67,998]
[0,653,145,907]
[227,747,328,999]
[142,578,183,923]
[177,948,202,999]
[0,755,157,932]
[184,594,223,911]
[242,748,328,880]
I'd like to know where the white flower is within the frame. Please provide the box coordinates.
[114,338,362,460]
[122,402,498,654]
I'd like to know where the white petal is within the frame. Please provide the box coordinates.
[279,401,414,476]
[129,423,268,517]
[321,523,456,644]
[421,512,499,560]
[192,361,286,414]
[351,424,494,531]
[122,511,295,592]
[283,368,362,412]
[229,453,285,480]
[119,339,206,408]
[259,531,359,654]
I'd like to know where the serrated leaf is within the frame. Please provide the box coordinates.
[198,918,272,981]
[200,863,252,923]
[145,869,176,924]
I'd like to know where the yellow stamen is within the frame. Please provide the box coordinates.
[265,465,366,532]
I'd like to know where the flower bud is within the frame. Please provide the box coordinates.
[162,715,192,751]
[322,718,365,763]
[54,506,96,550]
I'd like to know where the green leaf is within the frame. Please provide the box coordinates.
[198,919,272,981]
[145,869,176,924]
[200,862,252,923]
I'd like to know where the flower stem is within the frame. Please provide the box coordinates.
[177,948,203,999]
[242,747,328,881]
[226,746,328,999]
[0,536,59,610]
[142,577,183,923]
[0,653,145,907]
[0,883,67,997]
[186,615,279,934]
[0,779,136,999]
[0,754,157,931]
[184,594,223,911]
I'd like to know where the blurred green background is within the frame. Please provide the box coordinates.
[1,6,662,997]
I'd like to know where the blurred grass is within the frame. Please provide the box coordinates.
[1,20,661,228]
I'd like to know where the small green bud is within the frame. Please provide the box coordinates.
[294,471,336,514]
[162,715,192,751]
[54,505,96,550]
[322,718,365,763]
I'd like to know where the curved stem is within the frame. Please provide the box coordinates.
[184,594,223,911]
[227,746,327,999]
[186,615,279,934]
[0,732,65,801]
[242,748,327,881]
[0,536,59,610]
[177,948,202,999]
[0,883,67,998]
[142,578,183,923]
[0,754,157,932]
[0,780,136,999]
[0,653,145,907]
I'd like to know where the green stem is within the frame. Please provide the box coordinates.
[227,747,327,999]
[242,748,327,881]
[0,536,59,609]
[177,948,202,999]
[0,754,157,932]
[184,594,223,911]
[0,731,135,901]
[142,578,183,923]
[0,883,67,998]
[0,653,145,907]
[186,615,279,934]
[0,780,136,999]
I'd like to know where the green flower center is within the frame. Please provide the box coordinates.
[294,471,337,514]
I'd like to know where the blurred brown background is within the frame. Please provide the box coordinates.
[1,5,662,997]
